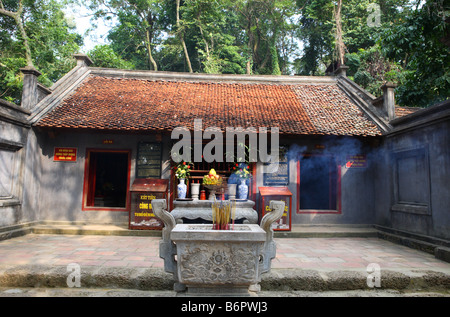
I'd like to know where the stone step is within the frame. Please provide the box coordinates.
[0,265,448,293]
[375,225,450,263]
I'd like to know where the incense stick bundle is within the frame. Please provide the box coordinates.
[211,199,234,230]
[231,200,236,230]
[212,201,217,229]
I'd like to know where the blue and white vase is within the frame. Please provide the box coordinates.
[177,179,187,199]
[238,179,248,200]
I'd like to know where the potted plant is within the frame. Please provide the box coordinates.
[174,161,191,199]
[232,163,252,200]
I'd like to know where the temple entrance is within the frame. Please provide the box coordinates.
[298,154,339,212]
[83,150,130,210]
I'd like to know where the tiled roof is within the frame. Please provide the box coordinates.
[293,85,382,136]
[395,106,420,118]
[35,75,383,136]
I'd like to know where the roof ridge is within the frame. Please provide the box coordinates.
[88,67,337,85]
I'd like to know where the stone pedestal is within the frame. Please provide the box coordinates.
[171,224,266,295]
[152,199,285,296]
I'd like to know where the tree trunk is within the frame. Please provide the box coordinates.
[181,39,192,73]
[145,29,158,71]
[145,12,158,71]
[0,0,33,67]
[270,24,281,75]
[334,0,345,65]
[176,0,193,73]
[197,13,210,59]
[246,60,252,75]
[15,15,33,67]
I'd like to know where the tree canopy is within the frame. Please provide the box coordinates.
[0,0,82,104]
[1,0,448,107]
[380,0,449,107]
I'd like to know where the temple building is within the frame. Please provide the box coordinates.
[0,54,449,240]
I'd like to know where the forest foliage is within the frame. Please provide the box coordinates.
[0,0,448,107]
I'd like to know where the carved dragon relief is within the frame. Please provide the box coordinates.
[152,199,177,274]
[259,200,285,274]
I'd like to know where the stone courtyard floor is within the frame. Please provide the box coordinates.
[0,232,449,296]
[0,234,448,271]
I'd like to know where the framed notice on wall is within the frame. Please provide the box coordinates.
[53,147,77,162]
[263,160,289,186]
[136,142,162,178]
[263,146,289,186]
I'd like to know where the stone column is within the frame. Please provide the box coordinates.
[334,64,349,77]
[381,82,397,121]
[20,66,41,111]
[73,53,93,67]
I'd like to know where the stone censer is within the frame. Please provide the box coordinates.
[152,199,284,296]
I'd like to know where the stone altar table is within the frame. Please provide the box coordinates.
[170,199,258,224]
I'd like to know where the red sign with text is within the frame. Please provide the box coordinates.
[346,155,367,168]
[53,147,77,162]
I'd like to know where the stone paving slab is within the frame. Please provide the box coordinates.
[2,234,448,271]
[0,287,448,297]
[0,234,449,293]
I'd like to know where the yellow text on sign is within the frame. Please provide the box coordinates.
[139,202,153,210]
[265,205,288,212]
[134,212,155,217]
[140,194,156,200]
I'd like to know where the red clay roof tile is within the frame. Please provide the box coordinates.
[35,75,382,136]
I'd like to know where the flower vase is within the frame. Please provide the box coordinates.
[238,179,248,200]
[177,179,187,199]
[191,183,200,200]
